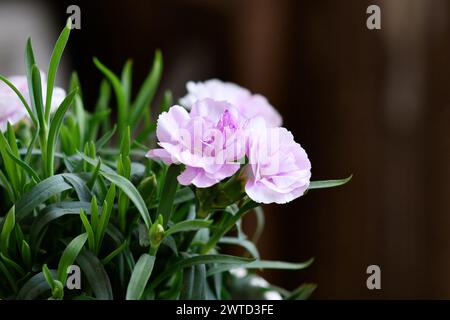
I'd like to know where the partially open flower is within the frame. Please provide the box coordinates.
[244,117,311,204]
[0,74,66,131]
[179,79,282,128]
[147,98,247,188]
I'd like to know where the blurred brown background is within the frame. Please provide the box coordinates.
[3,0,450,299]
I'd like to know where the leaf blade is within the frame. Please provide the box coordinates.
[157,164,181,228]
[57,233,88,284]
[165,219,212,237]
[308,175,352,190]
[101,171,152,229]
[45,19,71,120]
[126,254,155,300]
[130,50,162,127]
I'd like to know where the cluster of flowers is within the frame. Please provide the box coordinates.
[147,80,312,204]
[0,75,311,205]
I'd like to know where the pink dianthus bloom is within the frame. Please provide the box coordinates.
[179,79,282,128]
[147,98,246,188]
[244,117,311,204]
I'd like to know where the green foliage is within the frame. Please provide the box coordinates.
[126,254,155,300]
[0,23,351,300]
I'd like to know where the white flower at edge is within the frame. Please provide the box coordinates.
[0,73,66,132]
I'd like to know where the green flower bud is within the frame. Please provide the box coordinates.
[52,280,65,300]
[149,215,165,248]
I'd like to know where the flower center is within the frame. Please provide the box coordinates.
[216,109,237,131]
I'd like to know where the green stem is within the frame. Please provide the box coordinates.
[149,245,158,256]
[201,200,258,254]
[39,124,48,177]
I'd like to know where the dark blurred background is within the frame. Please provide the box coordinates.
[2,0,450,299]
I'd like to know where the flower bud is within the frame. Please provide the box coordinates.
[149,215,165,248]
[52,280,65,300]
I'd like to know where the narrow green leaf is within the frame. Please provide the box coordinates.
[102,240,127,265]
[73,95,86,148]
[0,169,14,201]
[87,159,102,189]
[101,171,152,229]
[181,264,206,300]
[0,206,15,255]
[76,152,115,174]
[149,254,254,290]
[57,233,88,283]
[80,209,95,252]
[192,264,207,299]
[31,65,45,128]
[161,235,178,256]
[90,196,99,230]
[96,79,111,112]
[120,126,131,158]
[42,264,56,291]
[95,125,116,150]
[96,184,115,250]
[69,71,83,98]
[21,240,32,269]
[30,201,91,246]
[130,50,162,127]
[213,272,222,299]
[6,123,22,186]
[14,223,24,246]
[242,258,315,270]
[121,60,133,107]
[95,79,111,133]
[88,109,111,140]
[25,130,39,163]
[17,270,57,299]
[76,249,113,300]
[45,19,71,121]
[4,146,41,182]
[0,132,22,193]
[165,220,212,237]
[180,266,195,299]
[47,89,77,176]
[13,175,73,223]
[219,237,260,259]
[0,260,18,293]
[308,175,352,190]
[24,38,37,114]
[206,258,315,277]
[287,283,317,300]
[1,252,25,275]
[157,164,181,228]
[63,173,92,202]
[126,254,155,300]
[93,57,127,140]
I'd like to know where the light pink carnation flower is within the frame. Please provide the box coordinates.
[147,98,246,188]
[244,118,311,204]
[0,74,66,131]
[179,79,282,127]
